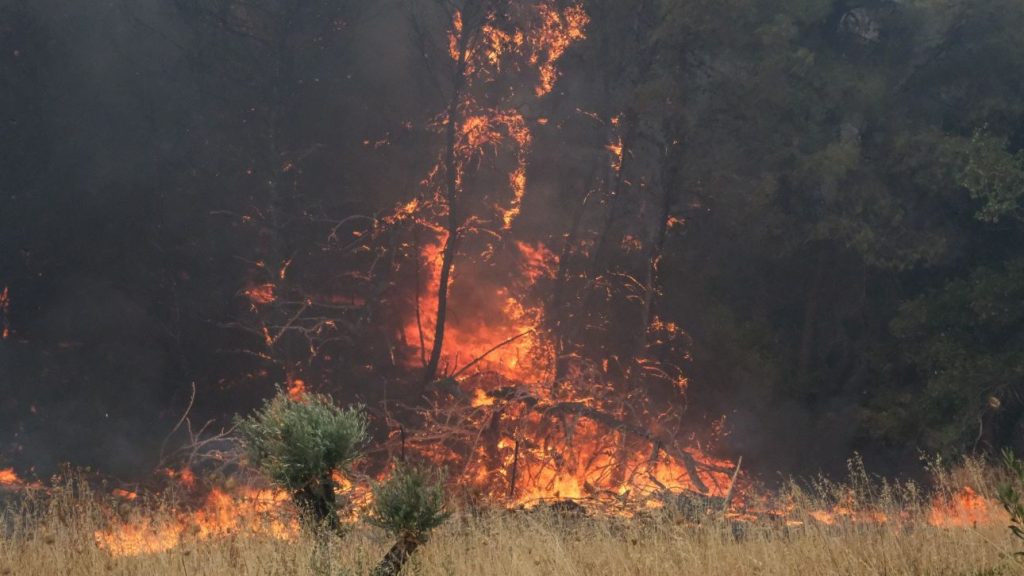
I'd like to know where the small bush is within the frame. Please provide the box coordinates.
[235,391,368,529]
[369,464,450,576]
[369,464,449,540]
[997,449,1024,554]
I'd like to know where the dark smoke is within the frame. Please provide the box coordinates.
[2,0,1024,483]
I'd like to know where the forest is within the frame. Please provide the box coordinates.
[2,0,1024,489]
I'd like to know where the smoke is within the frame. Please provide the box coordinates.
[3,0,989,485]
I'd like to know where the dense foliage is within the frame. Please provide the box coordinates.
[1,0,1023,478]
[236,392,367,491]
[236,392,367,527]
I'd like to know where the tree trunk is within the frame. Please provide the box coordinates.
[293,472,341,534]
[372,535,422,576]
[423,9,473,386]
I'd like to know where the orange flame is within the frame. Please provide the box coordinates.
[0,468,21,487]
[243,283,277,305]
[530,4,589,96]
[927,486,1006,527]
[95,487,298,557]
[287,378,306,400]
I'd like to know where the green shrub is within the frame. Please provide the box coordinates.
[369,464,450,576]
[997,449,1024,555]
[235,390,368,530]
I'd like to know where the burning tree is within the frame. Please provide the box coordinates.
[155,0,740,514]
[355,0,737,507]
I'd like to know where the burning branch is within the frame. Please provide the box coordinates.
[450,329,534,379]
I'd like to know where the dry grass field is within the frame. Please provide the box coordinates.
[1,459,1021,576]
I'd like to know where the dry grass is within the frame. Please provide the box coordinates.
[1,458,1021,576]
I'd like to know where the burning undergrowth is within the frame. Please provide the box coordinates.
[0,456,1012,560]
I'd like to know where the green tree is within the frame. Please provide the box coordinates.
[235,391,368,531]
[644,0,1024,466]
[369,464,450,576]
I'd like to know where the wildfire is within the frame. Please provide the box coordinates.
[0,468,21,487]
[390,0,745,508]
[529,4,589,96]
[403,234,548,380]
[95,486,298,557]
[927,486,1005,527]
[242,283,277,305]
[75,476,1019,558]
[0,467,43,490]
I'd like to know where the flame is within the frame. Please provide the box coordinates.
[0,468,21,487]
[95,487,298,557]
[0,467,41,490]
[391,1,744,507]
[287,378,306,400]
[243,283,277,305]
[402,231,550,381]
[515,241,558,283]
[503,166,528,229]
[606,126,624,175]
[927,486,1005,527]
[471,388,495,407]
[530,4,589,96]
[442,3,586,231]
[79,478,1017,558]
[112,489,138,501]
